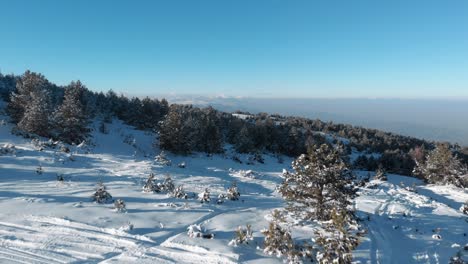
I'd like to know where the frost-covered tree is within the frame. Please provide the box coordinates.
[227,181,240,201]
[161,174,175,193]
[374,165,387,181]
[414,144,467,188]
[229,224,253,246]
[114,199,126,212]
[92,182,113,204]
[198,188,211,203]
[53,81,89,144]
[173,185,187,199]
[143,172,160,193]
[8,71,48,124]
[460,200,468,215]
[279,144,355,221]
[17,87,51,137]
[262,210,295,259]
[313,209,359,264]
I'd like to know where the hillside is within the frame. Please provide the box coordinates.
[1,106,467,263]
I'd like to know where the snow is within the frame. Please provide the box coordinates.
[0,106,467,263]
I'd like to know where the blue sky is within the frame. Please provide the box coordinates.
[1,0,467,98]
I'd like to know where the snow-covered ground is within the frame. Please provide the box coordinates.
[0,112,467,263]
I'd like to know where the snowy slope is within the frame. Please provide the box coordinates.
[0,109,467,263]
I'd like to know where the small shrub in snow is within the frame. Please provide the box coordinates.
[460,201,468,215]
[229,224,253,246]
[36,165,43,175]
[161,174,175,193]
[155,151,171,166]
[114,199,126,212]
[217,193,226,204]
[0,143,16,155]
[198,188,211,203]
[56,174,64,182]
[432,234,442,240]
[178,162,186,168]
[374,166,387,181]
[187,224,214,239]
[143,172,160,193]
[173,185,188,199]
[227,181,240,201]
[92,182,113,204]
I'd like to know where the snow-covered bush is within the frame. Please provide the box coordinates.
[92,182,113,204]
[227,181,240,201]
[178,162,186,168]
[143,173,160,193]
[262,210,294,259]
[217,193,226,204]
[249,152,264,164]
[57,174,64,182]
[114,199,126,212]
[198,188,210,203]
[161,175,175,193]
[0,143,16,155]
[187,224,214,239]
[460,200,468,215]
[229,224,253,246]
[374,167,387,181]
[173,185,188,199]
[155,151,171,166]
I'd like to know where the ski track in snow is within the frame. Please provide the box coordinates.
[1,112,467,263]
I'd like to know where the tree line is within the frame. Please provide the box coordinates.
[1,70,467,177]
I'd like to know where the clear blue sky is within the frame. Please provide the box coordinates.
[1,0,467,98]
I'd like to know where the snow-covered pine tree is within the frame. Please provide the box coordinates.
[143,172,160,193]
[53,81,89,144]
[114,199,126,212]
[92,182,113,204]
[262,210,295,259]
[374,165,388,181]
[414,144,468,188]
[229,224,253,246]
[161,174,175,193]
[313,209,360,264]
[17,87,51,137]
[279,144,355,221]
[460,200,468,215]
[8,71,48,124]
[198,188,211,203]
[173,185,187,199]
[227,181,240,201]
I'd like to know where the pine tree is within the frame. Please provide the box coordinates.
[8,71,48,124]
[313,209,359,264]
[279,144,355,221]
[374,165,387,181]
[17,87,51,137]
[414,144,467,187]
[92,182,113,204]
[227,181,240,201]
[53,81,89,144]
[262,210,295,258]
